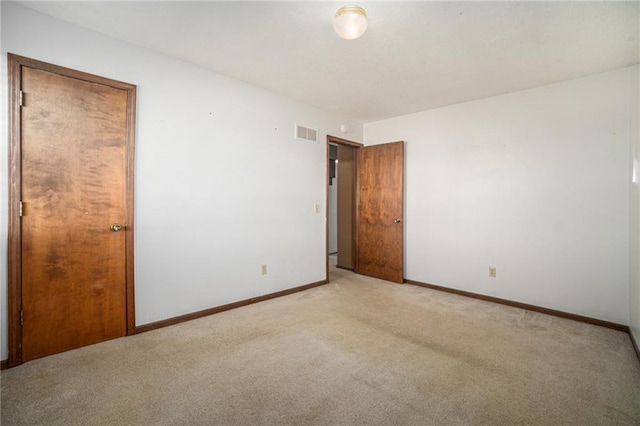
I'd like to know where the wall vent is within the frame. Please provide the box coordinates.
[295,123,318,143]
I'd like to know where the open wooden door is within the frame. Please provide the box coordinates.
[355,141,404,283]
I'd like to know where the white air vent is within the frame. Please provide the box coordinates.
[295,123,318,143]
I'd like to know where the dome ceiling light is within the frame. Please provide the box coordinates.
[333,5,368,40]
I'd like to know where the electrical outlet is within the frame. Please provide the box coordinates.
[489,267,496,278]
[261,264,268,275]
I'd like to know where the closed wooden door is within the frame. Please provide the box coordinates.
[355,141,404,283]
[9,55,136,363]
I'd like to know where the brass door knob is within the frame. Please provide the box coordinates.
[110,223,123,232]
[393,218,402,223]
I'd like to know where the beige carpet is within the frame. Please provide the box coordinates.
[2,267,640,425]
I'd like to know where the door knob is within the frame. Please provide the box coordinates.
[394,218,402,223]
[110,223,123,232]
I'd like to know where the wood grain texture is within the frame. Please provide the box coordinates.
[21,67,128,360]
[124,84,137,336]
[355,142,404,283]
[8,54,137,364]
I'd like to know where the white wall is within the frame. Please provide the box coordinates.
[365,67,633,325]
[0,2,362,360]
[630,64,640,345]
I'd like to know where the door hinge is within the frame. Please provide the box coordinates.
[19,201,23,217]
[20,310,24,326]
[19,90,24,107]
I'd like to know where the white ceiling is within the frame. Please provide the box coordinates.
[16,1,640,122]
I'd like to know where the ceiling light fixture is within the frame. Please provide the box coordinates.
[333,5,368,40]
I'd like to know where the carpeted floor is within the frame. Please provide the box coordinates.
[2,267,640,425]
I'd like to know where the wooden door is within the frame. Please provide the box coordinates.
[8,54,136,364]
[355,141,404,283]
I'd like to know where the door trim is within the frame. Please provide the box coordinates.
[325,135,363,282]
[7,53,137,367]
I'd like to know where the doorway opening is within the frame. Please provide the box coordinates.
[326,135,363,282]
